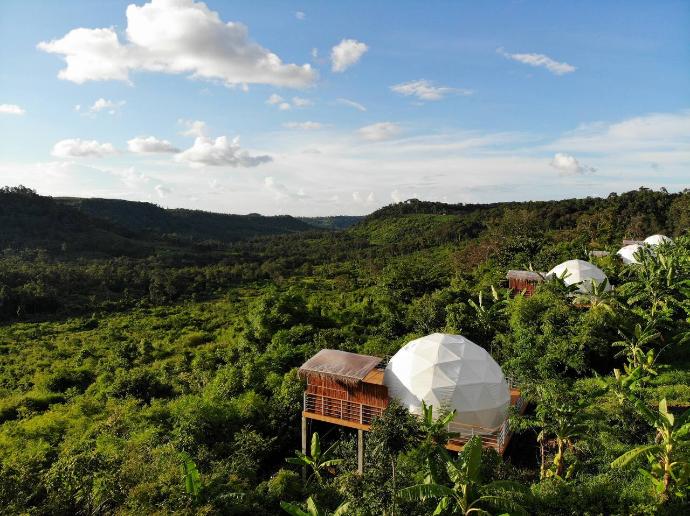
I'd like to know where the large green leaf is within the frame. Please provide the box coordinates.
[280,501,310,516]
[463,435,483,482]
[311,432,321,459]
[611,444,660,468]
[398,483,456,502]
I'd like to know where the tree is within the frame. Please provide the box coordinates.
[611,397,690,502]
[399,436,528,515]
[418,401,458,482]
[286,433,343,486]
[612,323,659,372]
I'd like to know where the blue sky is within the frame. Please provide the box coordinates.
[0,0,688,215]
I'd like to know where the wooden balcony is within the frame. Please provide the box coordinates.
[303,392,385,430]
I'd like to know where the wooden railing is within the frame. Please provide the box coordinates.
[304,392,385,426]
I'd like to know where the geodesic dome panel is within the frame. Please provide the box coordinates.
[547,259,611,293]
[384,333,510,431]
[617,244,643,265]
[644,234,672,247]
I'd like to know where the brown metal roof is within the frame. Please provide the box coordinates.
[299,349,382,386]
[506,270,545,281]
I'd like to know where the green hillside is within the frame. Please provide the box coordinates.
[57,196,317,243]
[0,187,689,514]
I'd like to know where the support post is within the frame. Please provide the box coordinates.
[301,416,308,482]
[357,429,365,474]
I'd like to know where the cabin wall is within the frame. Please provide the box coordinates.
[305,376,388,408]
[508,277,540,297]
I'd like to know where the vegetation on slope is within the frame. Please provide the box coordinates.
[0,186,689,514]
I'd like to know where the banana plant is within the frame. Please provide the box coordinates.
[286,432,344,486]
[612,398,690,502]
[612,323,660,372]
[179,452,202,501]
[398,436,528,515]
[281,497,350,516]
[419,401,458,482]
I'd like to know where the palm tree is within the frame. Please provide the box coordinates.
[398,436,528,515]
[281,496,350,516]
[286,433,344,486]
[612,397,690,502]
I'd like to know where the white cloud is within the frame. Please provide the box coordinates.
[128,136,179,153]
[89,98,125,114]
[391,79,472,101]
[179,119,207,137]
[0,104,25,115]
[331,39,368,72]
[292,96,313,107]
[352,191,376,204]
[52,138,116,158]
[311,48,318,59]
[155,184,172,198]
[266,93,284,105]
[550,153,596,175]
[37,0,316,88]
[295,11,305,20]
[115,167,151,189]
[264,176,306,200]
[357,122,401,141]
[267,94,312,110]
[498,48,575,75]
[176,136,272,167]
[391,189,403,203]
[283,121,323,130]
[336,98,366,112]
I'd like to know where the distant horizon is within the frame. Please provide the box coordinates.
[7,182,686,219]
[1,0,688,216]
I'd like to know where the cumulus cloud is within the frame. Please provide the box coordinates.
[264,176,306,200]
[391,189,403,203]
[283,121,323,130]
[52,138,116,158]
[128,136,179,153]
[155,184,172,198]
[37,0,316,87]
[498,48,575,75]
[295,11,305,20]
[176,136,272,167]
[267,94,312,110]
[352,191,375,204]
[550,153,596,175]
[391,79,472,101]
[357,122,401,141]
[336,98,366,112]
[292,96,313,107]
[0,104,25,115]
[331,39,368,72]
[179,119,207,137]
[89,98,125,114]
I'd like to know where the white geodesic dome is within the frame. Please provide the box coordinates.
[384,333,510,431]
[617,244,643,265]
[547,259,611,293]
[644,234,673,247]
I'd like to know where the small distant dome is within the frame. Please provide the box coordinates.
[547,259,611,293]
[644,234,672,247]
[384,333,510,431]
[617,244,643,265]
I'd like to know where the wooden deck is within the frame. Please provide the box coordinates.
[303,386,527,455]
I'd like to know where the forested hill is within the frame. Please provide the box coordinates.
[56,196,316,243]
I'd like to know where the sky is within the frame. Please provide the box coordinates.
[0,0,688,216]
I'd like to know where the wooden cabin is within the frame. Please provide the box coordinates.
[298,349,526,471]
[299,349,388,473]
[506,270,545,297]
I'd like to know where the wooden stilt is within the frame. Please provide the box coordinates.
[357,429,365,474]
[301,416,308,482]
